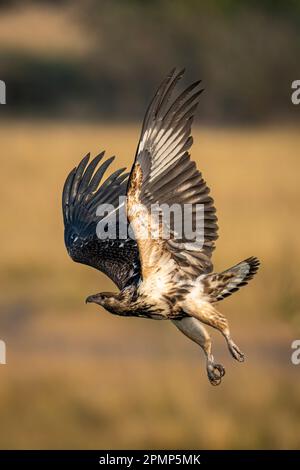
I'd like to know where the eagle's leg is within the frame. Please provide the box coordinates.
[172,317,225,385]
[189,304,245,362]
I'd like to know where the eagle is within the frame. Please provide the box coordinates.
[62,69,259,385]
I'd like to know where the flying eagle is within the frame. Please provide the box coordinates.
[62,69,259,385]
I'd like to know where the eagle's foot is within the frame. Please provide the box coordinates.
[228,340,245,362]
[207,359,225,386]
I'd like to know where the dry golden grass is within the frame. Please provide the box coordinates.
[0,121,299,449]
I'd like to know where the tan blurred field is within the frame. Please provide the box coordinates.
[0,121,299,449]
[0,5,91,56]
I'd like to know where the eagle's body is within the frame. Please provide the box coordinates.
[63,69,259,385]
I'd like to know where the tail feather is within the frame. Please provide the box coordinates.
[205,257,260,302]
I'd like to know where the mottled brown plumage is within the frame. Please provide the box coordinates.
[63,69,260,385]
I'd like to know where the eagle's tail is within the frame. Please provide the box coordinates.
[205,257,260,302]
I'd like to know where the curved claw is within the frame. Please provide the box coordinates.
[228,341,245,362]
[207,362,226,386]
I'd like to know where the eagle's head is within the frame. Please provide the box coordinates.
[85,287,136,315]
[86,291,115,306]
[86,291,128,316]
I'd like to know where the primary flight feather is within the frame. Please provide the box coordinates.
[62,69,259,385]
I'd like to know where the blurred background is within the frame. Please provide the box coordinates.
[0,0,299,450]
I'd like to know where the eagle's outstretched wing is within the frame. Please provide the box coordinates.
[63,152,140,290]
[127,69,218,281]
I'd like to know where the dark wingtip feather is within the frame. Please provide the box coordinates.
[77,153,105,198]
[62,166,76,214]
[168,67,185,79]
[62,152,128,232]
[87,156,115,193]
[69,153,90,204]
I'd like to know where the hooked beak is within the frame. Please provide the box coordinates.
[85,295,96,304]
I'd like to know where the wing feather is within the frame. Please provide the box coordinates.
[63,153,140,289]
[127,69,218,281]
